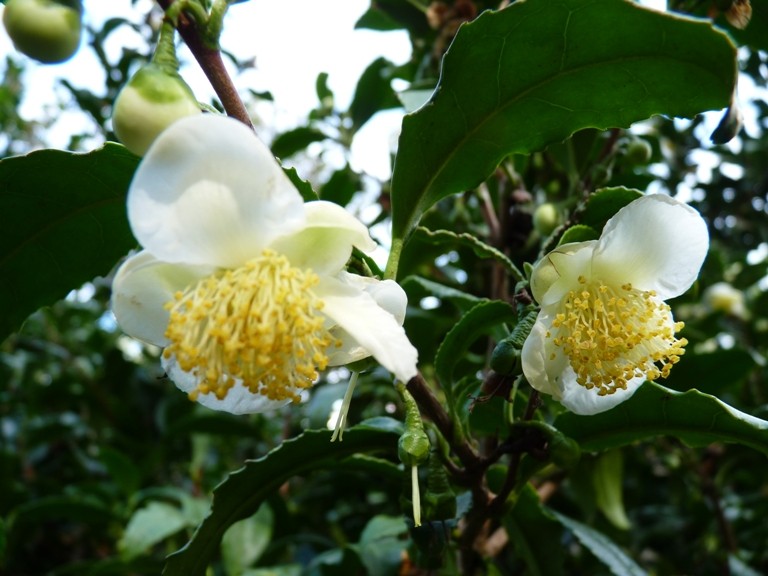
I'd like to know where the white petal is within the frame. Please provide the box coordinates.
[316,275,418,382]
[592,194,709,299]
[162,355,291,414]
[530,241,595,306]
[521,310,566,398]
[269,201,377,276]
[111,250,214,345]
[339,271,408,324]
[558,368,644,415]
[128,115,305,268]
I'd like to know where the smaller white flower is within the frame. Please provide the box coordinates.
[522,194,709,415]
[112,115,418,414]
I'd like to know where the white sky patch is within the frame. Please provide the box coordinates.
[0,1,411,176]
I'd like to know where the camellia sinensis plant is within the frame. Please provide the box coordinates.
[2,0,768,574]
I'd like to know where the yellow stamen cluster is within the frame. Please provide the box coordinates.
[163,249,335,404]
[548,276,686,395]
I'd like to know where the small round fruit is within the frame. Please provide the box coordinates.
[3,0,82,64]
[625,138,653,166]
[112,63,201,156]
[532,202,559,236]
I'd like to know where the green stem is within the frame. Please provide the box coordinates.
[152,21,180,72]
[207,0,230,45]
[156,0,254,129]
[384,236,404,280]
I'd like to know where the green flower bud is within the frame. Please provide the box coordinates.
[112,63,201,156]
[532,202,559,236]
[3,0,82,64]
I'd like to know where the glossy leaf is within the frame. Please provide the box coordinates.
[580,187,644,230]
[550,510,645,576]
[556,381,768,455]
[389,0,737,243]
[164,420,401,576]
[0,143,139,341]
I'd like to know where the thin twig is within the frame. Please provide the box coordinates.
[156,0,254,129]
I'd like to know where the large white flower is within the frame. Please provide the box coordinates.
[111,114,418,414]
[521,194,709,415]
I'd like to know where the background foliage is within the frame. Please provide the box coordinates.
[1,0,767,575]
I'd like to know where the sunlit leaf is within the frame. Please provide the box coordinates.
[556,381,768,455]
[390,0,737,243]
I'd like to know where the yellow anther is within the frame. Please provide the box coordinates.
[164,249,333,404]
[547,279,686,395]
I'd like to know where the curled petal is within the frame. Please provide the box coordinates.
[128,114,305,268]
[316,275,417,383]
[592,195,709,299]
[530,241,595,306]
[162,355,291,414]
[558,367,644,415]
[270,201,377,276]
[111,250,214,346]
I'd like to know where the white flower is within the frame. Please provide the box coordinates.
[111,114,418,414]
[521,194,709,415]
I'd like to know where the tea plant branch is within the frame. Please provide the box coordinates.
[156,0,254,130]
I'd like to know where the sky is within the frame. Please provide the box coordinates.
[0,0,412,177]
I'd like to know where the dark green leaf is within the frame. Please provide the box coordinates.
[435,299,517,390]
[503,485,565,576]
[390,0,737,242]
[555,381,768,455]
[412,227,524,281]
[557,224,599,245]
[163,420,401,576]
[320,166,360,206]
[349,57,400,131]
[580,187,644,230]
[283,166,319,202]
[550,510,645,576]
[271,127,328,159]
[0,143,139,341]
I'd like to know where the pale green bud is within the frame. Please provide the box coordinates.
[3,0,82,64]
[112,63,201,156]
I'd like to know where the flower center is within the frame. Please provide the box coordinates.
[548,276,687,395]
[163,249,335,404]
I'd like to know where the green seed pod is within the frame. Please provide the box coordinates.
[3,0,82,64]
